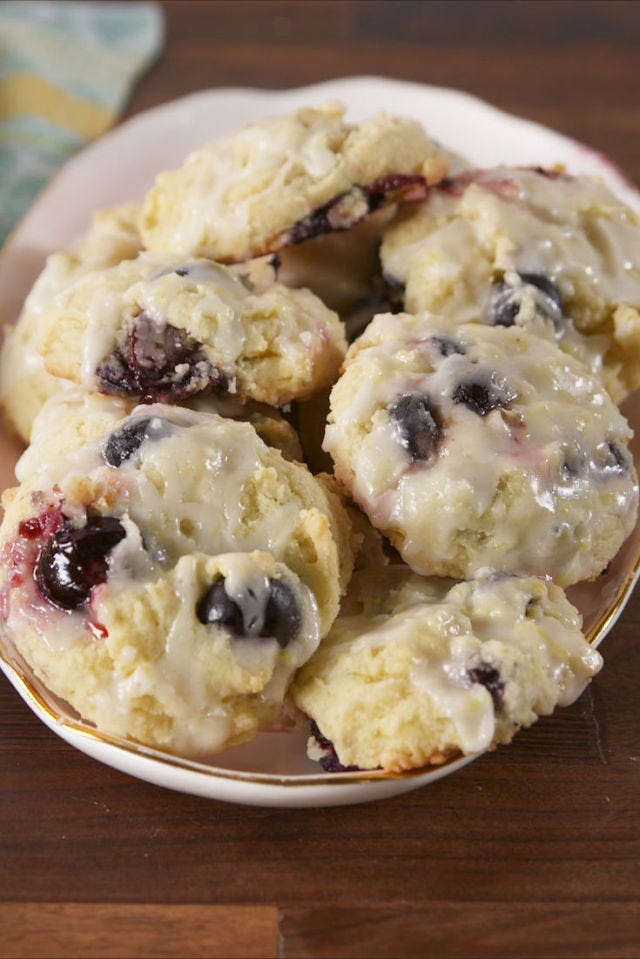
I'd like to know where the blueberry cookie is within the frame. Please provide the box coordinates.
[140,102,448,263]
[381,167,640,402]
[0,203,142,441]
[17,391,303,483]
[0,403,354,754]
[291,569,602,773]
[33,253,346,407]
[324,312,638,585]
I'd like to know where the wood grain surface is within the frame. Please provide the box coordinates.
[2,3,640,958]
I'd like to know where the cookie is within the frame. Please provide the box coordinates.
[140,102,449,263]
[33,253,347,407]
[0,402,354,755]
[0,203,142,441]
[17,390,303,483]
[291,569,602,773]
[381,167,640,402]
[324,312,638,585]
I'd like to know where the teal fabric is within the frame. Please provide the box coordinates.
[0,1,164,247]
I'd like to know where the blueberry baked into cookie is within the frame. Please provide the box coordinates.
[0,400,353,754]
[381,166,640,402]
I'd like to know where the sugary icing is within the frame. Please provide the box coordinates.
[19,405,301,562]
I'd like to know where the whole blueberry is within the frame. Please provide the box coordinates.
[35,516,126,610]
[196,579,244,634]
[103,416,172,467]
[196,576,302,648]
[262,579,301,648]
[389,393,443,463]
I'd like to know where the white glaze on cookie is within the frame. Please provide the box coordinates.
[0,401,354,755]
[325,312,638,585]
[34,253,346,407]
[292,569,602,772]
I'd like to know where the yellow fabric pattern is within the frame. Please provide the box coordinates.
[0,73,114,140]
[0,0,163,246]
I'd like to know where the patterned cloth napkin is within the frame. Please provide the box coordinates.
[0,0,164,247]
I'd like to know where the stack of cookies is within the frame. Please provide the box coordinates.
[0,102,638,774]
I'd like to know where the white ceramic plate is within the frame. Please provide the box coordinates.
[1,77,639,807]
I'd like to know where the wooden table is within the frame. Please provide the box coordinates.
[2,3,640,956]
